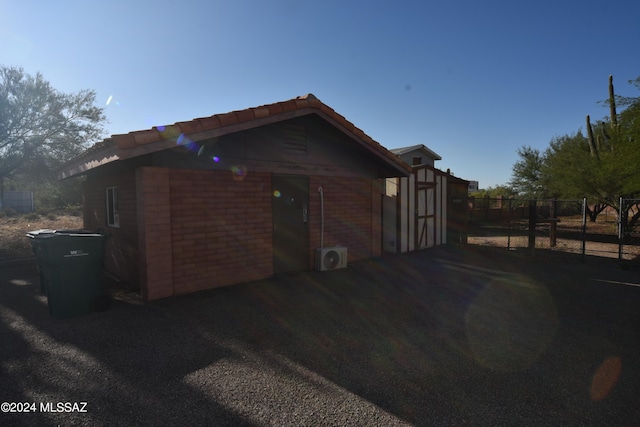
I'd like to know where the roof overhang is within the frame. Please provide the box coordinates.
[59,95,411,179]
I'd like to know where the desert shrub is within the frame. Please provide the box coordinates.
[46,213,58,220]
[63,205,82,217]
[2,208,18,217]
[23,212,40,221]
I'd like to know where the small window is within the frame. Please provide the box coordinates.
[106,186,119,228]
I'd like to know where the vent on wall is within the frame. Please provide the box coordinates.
[282,123,307,155]
[315,247,347,271]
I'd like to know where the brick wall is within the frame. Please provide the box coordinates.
[87,163,384,299]
[168,168,273,296]
[308,176,382,267]
[136,167,173,300]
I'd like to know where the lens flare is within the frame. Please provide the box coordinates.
[465,276,557,372]
[231,165,247,182]
[105,95,122,107]
[212,156,220,163]
[273,190,281,198]
[591,356,622,401]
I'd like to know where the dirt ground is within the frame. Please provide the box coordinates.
[0,214,83,259]
[2,245,640,426]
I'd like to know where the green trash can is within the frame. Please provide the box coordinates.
[26,229,56,294]
[26,230,108,319]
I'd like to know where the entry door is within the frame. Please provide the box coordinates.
[272,176,310,274]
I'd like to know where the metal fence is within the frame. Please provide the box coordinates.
[454,197,640,262]
[620,198,640,259]
[0,191,35,213]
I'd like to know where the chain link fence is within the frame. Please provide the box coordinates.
[453,197,640,262]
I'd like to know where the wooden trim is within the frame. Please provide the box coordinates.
[58,146,119,179]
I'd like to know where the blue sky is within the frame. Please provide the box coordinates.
[2,0,639,188]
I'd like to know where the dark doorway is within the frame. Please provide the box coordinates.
[272,175,310,274]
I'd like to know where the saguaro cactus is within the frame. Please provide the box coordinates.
[609,74,618,129]
[586,75,618,159]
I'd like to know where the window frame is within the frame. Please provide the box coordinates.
[106,186,120,228]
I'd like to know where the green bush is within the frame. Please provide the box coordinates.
[46,213,57,220]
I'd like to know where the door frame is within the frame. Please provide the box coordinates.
[271,174,310,274]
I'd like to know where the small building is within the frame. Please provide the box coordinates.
[383,145,468,253]
[390,144,442,167]
[60,94,411,300]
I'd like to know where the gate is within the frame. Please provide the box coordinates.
[461,197,640,262]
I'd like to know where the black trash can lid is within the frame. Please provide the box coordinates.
[26,229,56,238]
[26,229,104,238]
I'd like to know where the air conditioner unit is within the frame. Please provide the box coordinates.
[315,247,347,271]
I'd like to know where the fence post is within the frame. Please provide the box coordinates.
[507,198,512,250]
[528,199,536,252]
[581,198,587,262]
[618,196,624,260]
[549,199,558,248]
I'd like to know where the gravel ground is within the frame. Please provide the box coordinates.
[1,246,640,426]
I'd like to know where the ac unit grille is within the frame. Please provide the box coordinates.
[315,247,347,271]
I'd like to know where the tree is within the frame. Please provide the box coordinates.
[533,75,640,224]
[508,146,547,199]
[470,185,516,199]
[542,131,610,221]
[0,66,106,199]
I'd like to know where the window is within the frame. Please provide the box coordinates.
[106,186,119,228]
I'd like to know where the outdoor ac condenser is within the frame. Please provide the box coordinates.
[315,247,347,271]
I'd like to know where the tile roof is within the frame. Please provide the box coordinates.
[60,94,412,179]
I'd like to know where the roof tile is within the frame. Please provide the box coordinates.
[332,111,354,133]
[294,98,310,109]
[320,104,335,116]
[114,133,136,149]
[307,98,322,109]
[218,112,239,126]
[132,129,161,145]
[352,127,367,142]
[267,103,284,115]
[252,107,270,118]
[280,100,297,113]
[176,120,203,135]
[197,115,222,131]
[234,108,255,123]
[156,125,181,140]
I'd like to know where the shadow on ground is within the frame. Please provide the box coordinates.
[1,246,640,426]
